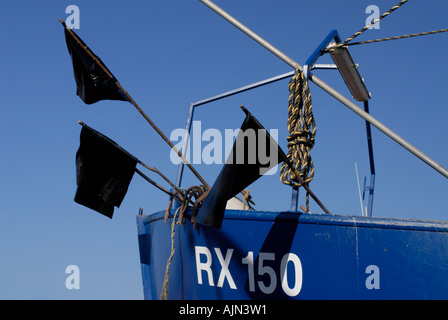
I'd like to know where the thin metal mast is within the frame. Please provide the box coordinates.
[363,101,375,217]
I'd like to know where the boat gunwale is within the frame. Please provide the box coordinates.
[138,209,448,233]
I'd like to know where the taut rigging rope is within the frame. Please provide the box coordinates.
[344,28,448,47]
[325,0,409,53]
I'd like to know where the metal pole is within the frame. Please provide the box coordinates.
[364,101,375,217]
[135,168,183,203]
[199,0,299,70]
[175,103,195,188]
[61,19,210,188]
[175,71,295,188]
[199,0,448,179]
[193,71,295,108]
[291,187,299,211]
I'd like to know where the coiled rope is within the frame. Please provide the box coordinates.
[280,68,315,211]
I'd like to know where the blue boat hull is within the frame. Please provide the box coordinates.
[137,210,448,299]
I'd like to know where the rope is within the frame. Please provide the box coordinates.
[160,185,207,299]
[280,68,315,211]
[344,28,448,47]
[325,0,409,53]
[160,206,180,300]
[178,185,208,225]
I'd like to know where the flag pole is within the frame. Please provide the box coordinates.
[138,162,184,196]
[61,20,210,189]
[77,120,188,204]
[113,82,209,190]
[287,164,330,214]
[135,168,183,203]
[137,160,196,206]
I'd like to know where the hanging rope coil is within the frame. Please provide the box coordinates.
[280,68,316,210]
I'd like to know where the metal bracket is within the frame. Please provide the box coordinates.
[303,30,342,78]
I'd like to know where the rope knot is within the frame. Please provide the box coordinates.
[280,68,316,210]
[287,130,315,148]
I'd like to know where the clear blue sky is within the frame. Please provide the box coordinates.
[0,0,446,299]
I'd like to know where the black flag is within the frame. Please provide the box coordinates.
[63,23,128,104]
[195,106,287,228]
[75,123,138,218]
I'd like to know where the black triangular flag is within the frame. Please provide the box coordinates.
[195,107,287,228]
[63,24,128,104]
[74,124,138,218]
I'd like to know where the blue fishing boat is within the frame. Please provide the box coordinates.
[60,0,448,300]
[137,209,448,300]
[135,0,448,300]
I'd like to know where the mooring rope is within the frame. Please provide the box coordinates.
[160,206,180,300]
[160,185,207,300]
[280,68,315,211]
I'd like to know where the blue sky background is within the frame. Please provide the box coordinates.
[0,0,446,299]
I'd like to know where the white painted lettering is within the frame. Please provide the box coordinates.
[195,246,214,286]
[195,246,305,297]
[257,252,277,294]
[214,248,237,289]
[242,251,255,292]
[280,253,303,296]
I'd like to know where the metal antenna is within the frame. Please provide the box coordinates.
[355,162,366,216]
